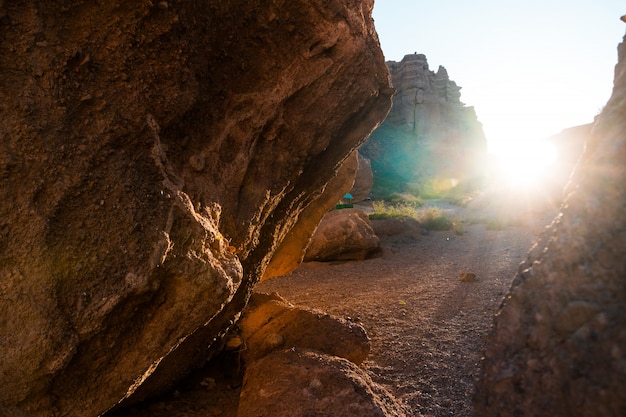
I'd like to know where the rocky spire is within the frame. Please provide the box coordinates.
[360,53,486,197]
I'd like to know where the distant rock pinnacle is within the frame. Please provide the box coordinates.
[361,54,487,198]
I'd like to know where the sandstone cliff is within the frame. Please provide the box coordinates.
[360,53,487,198]
[0,1,391,415]
[475,35,626,416]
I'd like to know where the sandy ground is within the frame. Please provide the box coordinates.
[115,188,560,417]
[256,195,557,416]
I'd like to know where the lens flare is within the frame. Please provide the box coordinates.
[489,139,557,186]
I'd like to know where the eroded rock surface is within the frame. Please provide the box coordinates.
[0,1,391,415]
[474,35,626,417]
[349,152,374,202]
[238,292,370,366]
[237,349,407,417]
[261,150,359,281]
[546,123,592,189]
[304,208,381,262]
[361,53,487,197]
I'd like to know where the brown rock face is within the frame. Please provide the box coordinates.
[261,150,359,281]
[361,53,487,197]
[0,1,391,416]
[237,349,407,417]
[304,208,381,262]
[238,292,370,367]
[350,152,375,202]
[474,36,626,417]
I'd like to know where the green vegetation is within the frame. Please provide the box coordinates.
[368,166,483,207]
[420,207,455,231]
[369,201,465,234]
[369,201,422,220]
[485,218,506,231]
[384,192,424,207]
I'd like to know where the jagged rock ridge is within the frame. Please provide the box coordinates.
[361,53,487,197]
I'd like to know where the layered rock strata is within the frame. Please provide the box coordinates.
[0,1,391,415]
[361,53,487,197]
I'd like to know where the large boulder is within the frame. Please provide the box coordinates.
[261,150,359,281]
[304,208,381,262]
[237,349,407,417]
[237,292,370,366]
[0,1,391,415]
[474,35,626,417]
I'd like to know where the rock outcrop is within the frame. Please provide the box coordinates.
[237,292,370,366]
[361,53,487,197]
[474,35,626,417]
[304,208,381,262]
[0,1,391,415]
[238,349,407,417]
[234,293,401,417]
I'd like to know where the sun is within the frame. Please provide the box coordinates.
[489,139,558,186]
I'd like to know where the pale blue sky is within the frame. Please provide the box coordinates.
[373,0,625,151]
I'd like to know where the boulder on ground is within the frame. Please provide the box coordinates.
[0,1,391,415]
[370,217,423,237]
[237,348,407,417]
[237,292,370,366]
[261,151,359,281]
[304,208,381,262]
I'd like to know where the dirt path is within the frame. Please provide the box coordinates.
[115,195,559,417]
[257,201,553,416]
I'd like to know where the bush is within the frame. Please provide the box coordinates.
[419,207,453,231]
[369,201,421,220]
[385,192,424,207]
[446,193,475,207]
[369,202,464,234]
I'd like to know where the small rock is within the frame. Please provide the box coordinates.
[459,271,476,282]
[200,377,216,390]
[304,208,380,262]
